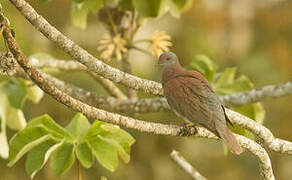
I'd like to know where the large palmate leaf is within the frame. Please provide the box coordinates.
[0,77,44,159]
[8,113,135,178]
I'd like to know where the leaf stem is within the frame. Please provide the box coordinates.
[77,160,82,180]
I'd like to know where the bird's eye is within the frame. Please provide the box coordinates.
[166,57,170,61]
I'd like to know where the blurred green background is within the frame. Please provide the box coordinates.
[1,0,292,179]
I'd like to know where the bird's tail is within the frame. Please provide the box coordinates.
[216,123,243,155]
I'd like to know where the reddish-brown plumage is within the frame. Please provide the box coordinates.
[159,52,242,154]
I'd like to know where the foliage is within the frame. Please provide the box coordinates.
[68,0,192,29]
[0,77,44,159]
[8,113,135,178]
[189,55,265,139]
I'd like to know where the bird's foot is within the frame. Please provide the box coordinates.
[178,122,197,136]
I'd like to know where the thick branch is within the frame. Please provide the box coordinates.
[170,150,208,180]
[226,109,292,155]
[9,0,163,96]
[236,135,274,180]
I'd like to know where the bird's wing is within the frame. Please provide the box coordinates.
[163,75,217,132]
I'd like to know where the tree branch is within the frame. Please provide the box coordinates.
[9,0,163,96]
[89,72,127,99]
[170,150,208,180]
[3,55,292,114]
[30,56,127,99]
[226,109,292,155]
[121,53,138,100]
[221,82,292,107]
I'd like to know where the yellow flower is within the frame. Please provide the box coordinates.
[149,31,173,57]
[97,34,128,61]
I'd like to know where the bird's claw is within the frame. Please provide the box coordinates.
[178,122,197,136]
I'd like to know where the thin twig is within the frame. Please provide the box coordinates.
[32,57,127,99]
[221,82,292,107]
[170,150,208,180]
[130,45,152,56]
[121,53,138,100]
[89,72,127,99]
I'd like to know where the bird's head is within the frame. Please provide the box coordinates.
[158,52,178,68]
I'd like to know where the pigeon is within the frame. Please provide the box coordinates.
[158,52,242,154]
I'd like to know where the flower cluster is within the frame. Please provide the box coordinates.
[149,31,172,57]
[97,33,128,61]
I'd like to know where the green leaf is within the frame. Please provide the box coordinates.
[26,84,44,104]
[117,0,134,10]
[71,0,103,29]
[215,75,254,95]
[87,136,118,172]
[74,0,84,3]
[0,96,9,159]
[101,176,108,180]
[5,105,26,130]
[2,78,27,108]
[82,121,104,140]
[83,121,135,166]
[189,55,218,82]
[133,0,162,17]
[66,113,91,139]
[98,135,129,163]
[71,2,89,29]
[8,127,51,166]
[50,142,75,176]
[214,68,237,88]
[27,114,72,139]
[233,103,265,124]
[0,120,9,159]
[25,139,62,179]
[160,0,192,18]
[100,124,135,155]
[76,142,93,168]
[0,90,27,131]
[170,0,192,10]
